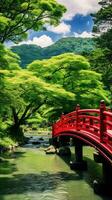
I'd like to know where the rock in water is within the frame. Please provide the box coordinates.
[32,141,41,145]
[45,145,56,154]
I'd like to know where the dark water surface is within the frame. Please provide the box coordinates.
[0,136,111,200]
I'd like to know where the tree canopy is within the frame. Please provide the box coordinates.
[94,0,112,33]
[0,69,75,139]
[0,0,67,142]
[0,43,20,70]
[0,52,109,141]
[28,53,109,109]
[0,0,66,43]
[0,0,111,145]
[90,0,112,94]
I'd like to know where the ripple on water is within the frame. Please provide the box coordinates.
[26,187,69,200]
[23,173,69,200]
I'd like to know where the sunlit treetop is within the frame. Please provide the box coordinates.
[28,53,110,108]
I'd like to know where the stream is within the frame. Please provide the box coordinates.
[0,135,111,200]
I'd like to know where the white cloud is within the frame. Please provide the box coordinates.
[74,31,99,38]
[47,22,71,35]
[57,0,101,20]
[74,31,93,38]
[18,35,54,48]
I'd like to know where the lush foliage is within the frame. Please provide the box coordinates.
[1,51,109,141]
[0,68,75,140]
[28,53,109,110]
[0,44,20,70]
[0,0,66,43]
[44,37,95,57]
[93,0,112,33]
[90,0,112,94]
[11,44,43,68]
[11,37,95,67]
[0,0,111,145]
[0,0,67,144]
[88,47,112,91]
[0,136,17,149]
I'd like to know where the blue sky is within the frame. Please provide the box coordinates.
[28,14,93,41]
[8,0,100,48]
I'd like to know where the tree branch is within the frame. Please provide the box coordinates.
[0,1,31,43]
[18,103,32,125]
[24,102,45,121]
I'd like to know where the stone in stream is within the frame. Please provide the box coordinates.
[32,141,41,145]
[45,145,57,154]
[38,137,44,141]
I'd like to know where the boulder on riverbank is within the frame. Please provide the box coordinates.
[45,145,56,154]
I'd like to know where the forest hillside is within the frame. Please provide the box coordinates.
[11,37,95,68]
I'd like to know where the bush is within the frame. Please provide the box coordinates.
[0,136,17,149]
[0,120,7,137]
[32,124,38,130]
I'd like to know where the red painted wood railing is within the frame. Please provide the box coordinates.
[52,100,112,163]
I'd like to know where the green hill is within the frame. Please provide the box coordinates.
[11,44,43,68]
[11,37,95,68]
[44,37,95,58]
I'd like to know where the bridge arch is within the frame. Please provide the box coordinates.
[53,130,112,165]
[52,100,112,165]
[52,101,112,195]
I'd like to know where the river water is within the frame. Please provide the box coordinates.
[0,135,111,200]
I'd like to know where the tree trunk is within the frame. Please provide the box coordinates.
[9,123,24,143]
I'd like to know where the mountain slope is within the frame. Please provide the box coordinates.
[11,37,95,68]
[11,44,43,68]
[44,37,95,58]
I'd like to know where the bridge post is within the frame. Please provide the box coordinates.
[58,135,71,156]
[102,161,112,186]
[93,153,112,195]
[70,138,87,170]
[100,100,106,143]
[76,104,80,131]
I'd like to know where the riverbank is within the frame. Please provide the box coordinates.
[0,136,18,155]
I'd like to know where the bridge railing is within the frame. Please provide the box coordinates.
[103,111,112,148]
[52,100,112,151]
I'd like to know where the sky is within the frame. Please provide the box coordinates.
[7,0,100,48]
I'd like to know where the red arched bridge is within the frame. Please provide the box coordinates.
[52,100,112,165]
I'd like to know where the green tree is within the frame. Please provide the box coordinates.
[28,53,109,109]
[1,70,75,140]
[88,48,112,91]
[0,0,67,142]
[93,0,112,33]
[0,43,21,126]
[91,0,112,93]
[0,0,66,43]
[0,43,20,69]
